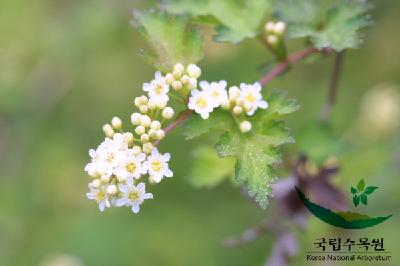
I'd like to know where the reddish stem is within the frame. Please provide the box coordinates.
[259,47,320,86]
[156,47,331,144]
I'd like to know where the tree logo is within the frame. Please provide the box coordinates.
[295,180,392,229]
[351,179,378,207]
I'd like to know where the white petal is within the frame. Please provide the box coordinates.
[99,202,105,212]
[137,182,145,191]
[115,198,127,207]
[164,168,173,177]
[258,100,268,109]
[161,153,171,162]
[151,148,159,157]
[144,193,153,200]
[200,112,209,119]
[131,204,140,213]
[199,81,209,90]
[136,153,146,162]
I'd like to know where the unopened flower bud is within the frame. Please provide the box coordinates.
[273,21,286,35]
[267,35,278,45]
[148,129,157,139]
[131,112,141,125]
[188,78,197,90]
[181,75,190,85]
[173,63,184,77]
[143,143,153,154]
[139,95,148,105]
[135,126,145,135]
[131,145,142,155]
[172,80,182,90]
[140,115,151,127]
[123,132,134,144]
[187,64,201,79]
[134,97,142,107]
[165,73,174,85]
[139,104,148,114]
[111,117,122,130]
[150,120,161,130]
[103,124,115,138]
[265,21,275,33]
[240,121,252,133]
[162,107,174,119]
[233,105,243,115]
[156,129,165,140]
[140,134,149,143]
[229,86,241,100]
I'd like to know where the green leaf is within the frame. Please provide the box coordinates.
[216,91,297,208]
[357,179,365,191]
[182,110,234,140]
[350,186,357,194]
[162,0,272,43]
[296,122,347,165]
[364,186,379,195]
[360,194,368,205]
[182,90,298,208]
[275,0,372,51]
[132,9,204,71]
[188,146,235,188]
[353,195,360,207]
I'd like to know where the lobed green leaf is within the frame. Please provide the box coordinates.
[162,0,272,44]
[275,0,372,51]
[132,9,204,71]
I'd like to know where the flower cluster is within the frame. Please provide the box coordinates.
[84,65,193,213]
[188,81,268,133]
[85,62,268,213]
[264,21,286,46]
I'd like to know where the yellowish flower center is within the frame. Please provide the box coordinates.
[106,153,115,163]
[211,90,220,98]
[244,93,255,103]
[196,97,207,109]
[151,161,162,172]
[126,163,136,173]
[96,191,105,201]
[155,83,164,95]
[128,190,139,201]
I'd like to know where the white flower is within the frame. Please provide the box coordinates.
[200,80,228,107]
[188,89,215,119]
[143,71,169,98]
[115,151,147,181]
[87,185,111,212]
[116,181,153,213]
[143,148,173,183]
[148,94,169,109]
[84,134,128,178]
[239,82,268,115]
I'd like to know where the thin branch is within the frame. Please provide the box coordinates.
[154,109,192,146]
[320,51,345,121]
[155,47,332,144]
[259,47,321,86]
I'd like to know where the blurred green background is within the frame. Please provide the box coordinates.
[1,0,399,265]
